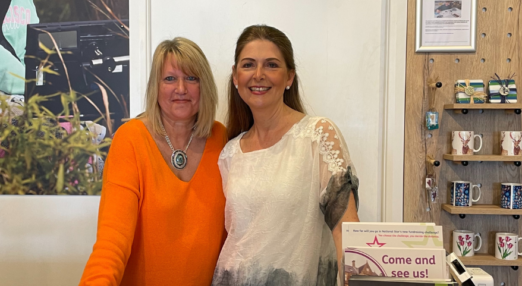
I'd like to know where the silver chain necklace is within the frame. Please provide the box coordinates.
[160,121,194,170]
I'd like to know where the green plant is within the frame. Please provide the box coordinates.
[0,0,129,195]
[0,94,111,195]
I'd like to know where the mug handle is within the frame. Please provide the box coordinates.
[473,134,483,152]
[472,184,482,202]
[474,233,482,252]
[518,237,522,256]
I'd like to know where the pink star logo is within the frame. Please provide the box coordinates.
[366,236,386,247]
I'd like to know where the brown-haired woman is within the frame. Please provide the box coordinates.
[79,37,227,285]
[212,25,360,286]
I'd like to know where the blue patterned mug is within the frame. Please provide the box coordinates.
[501,183,522,209]
[450,181,481,207]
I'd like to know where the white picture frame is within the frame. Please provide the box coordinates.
[415,0,477,52]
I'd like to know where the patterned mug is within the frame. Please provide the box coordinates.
[450,181,481,207]
[453,230,482,257]
[451,131,482,155]
[501,183,522,209]
[495,233,522,260]
[501,131,522,156]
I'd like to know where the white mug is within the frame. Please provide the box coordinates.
[453,230,482,257]
[452,131,482,155]
[450,181,481,207]
[495,233,522,260]
[501,131,522,156]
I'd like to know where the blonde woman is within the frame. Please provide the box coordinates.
[80,37,227,285]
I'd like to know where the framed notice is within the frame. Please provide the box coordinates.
[415,0,477,52]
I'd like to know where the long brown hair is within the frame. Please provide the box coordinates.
[226,25,305,140]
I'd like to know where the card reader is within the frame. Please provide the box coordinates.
[447,253,474,286]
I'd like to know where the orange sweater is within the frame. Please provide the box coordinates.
[79,120,227,286]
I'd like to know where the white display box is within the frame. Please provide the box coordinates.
[344,247,447,280]
[342,222,443,249]
[347,276,456,286]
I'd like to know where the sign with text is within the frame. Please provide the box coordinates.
[344,247,447,280]
[342,223,443,249]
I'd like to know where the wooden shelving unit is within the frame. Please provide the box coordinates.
[442,204,522,217]
[403,0,522,283]
[460,253,522,268]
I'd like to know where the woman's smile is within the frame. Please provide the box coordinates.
[249,86,271,95]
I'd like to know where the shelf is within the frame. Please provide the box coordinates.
[442,204,522,216]
[444,103,522,110]
[460,253,522,267]
[442,204,522,219]
[443,154,522,161]
[443,155,522,166]
[444,103,522,114]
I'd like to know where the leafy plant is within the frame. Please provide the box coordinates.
[0,93,111,195]
[0,34,114,196]
[0,0,129,195]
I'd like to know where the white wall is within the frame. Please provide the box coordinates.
[145,0,391,222]
[0,197,100,286]
[0,1,407,285]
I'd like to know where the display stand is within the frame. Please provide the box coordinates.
[404,0,522,285]
[348,278,456,286]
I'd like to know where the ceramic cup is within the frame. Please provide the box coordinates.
[453,230,482,257]
[450,181,481,207]
[501,131,522,156]
[501,183,522,209]
[452,131,482,155]
[495,233,522,260]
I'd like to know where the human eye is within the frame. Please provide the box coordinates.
[267,62,279,68]
[164,76,175,82]
[241,62,254,68]
[186,76,199,82]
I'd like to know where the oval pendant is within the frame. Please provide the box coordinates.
[171,150,188,169]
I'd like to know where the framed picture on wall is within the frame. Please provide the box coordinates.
[415,0,477,52]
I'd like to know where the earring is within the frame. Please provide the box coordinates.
[286,86,290,90]
[235,85,238,89]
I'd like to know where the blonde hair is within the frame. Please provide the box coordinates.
[142,37,218,138]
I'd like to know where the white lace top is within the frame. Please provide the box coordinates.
[212,116,359,286]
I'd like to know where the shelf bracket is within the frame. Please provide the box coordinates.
[513,215,520,220]
[506,109,522,115]
[511,266,519,270]
[453,109,469,114]
[459,214,466,219]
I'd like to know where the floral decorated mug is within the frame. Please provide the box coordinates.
[501,183,522,209]
[453,230,482,257]
[450,181,481,207]
[495,233,522,260]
